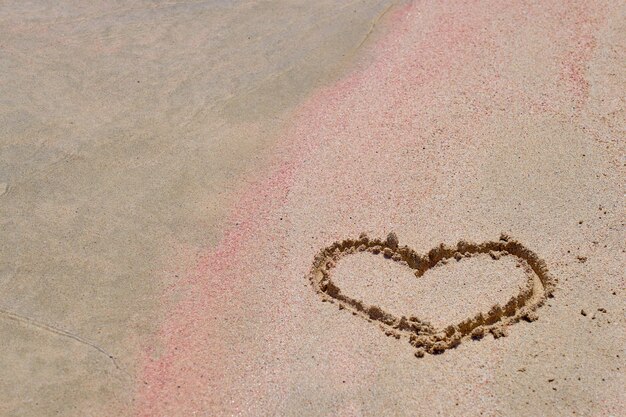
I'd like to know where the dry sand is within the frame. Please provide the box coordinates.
[1,0,625,416]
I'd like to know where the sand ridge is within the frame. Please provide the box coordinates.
[309,233,556,357]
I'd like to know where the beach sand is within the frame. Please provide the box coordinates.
[1,1,624,416]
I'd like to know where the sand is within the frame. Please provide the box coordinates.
[329,244,532,329]
[1,0,624,416]
[309,234,554,356]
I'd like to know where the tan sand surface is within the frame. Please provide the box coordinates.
[1,1,624,416]
[0,1,394,415]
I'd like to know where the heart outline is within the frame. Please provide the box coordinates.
[309,233,556,357]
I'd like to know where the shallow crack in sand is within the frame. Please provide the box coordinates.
[0,306,129,377]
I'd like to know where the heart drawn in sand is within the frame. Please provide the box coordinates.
[308,233,556,357]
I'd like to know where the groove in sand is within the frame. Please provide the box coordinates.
[308,233,556,357]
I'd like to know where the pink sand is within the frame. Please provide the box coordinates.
[136,1,624,415]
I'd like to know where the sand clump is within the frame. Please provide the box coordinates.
[309,232,556,356]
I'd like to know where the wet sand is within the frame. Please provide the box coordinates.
[1,1,393,415]
[1,1,624,416]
